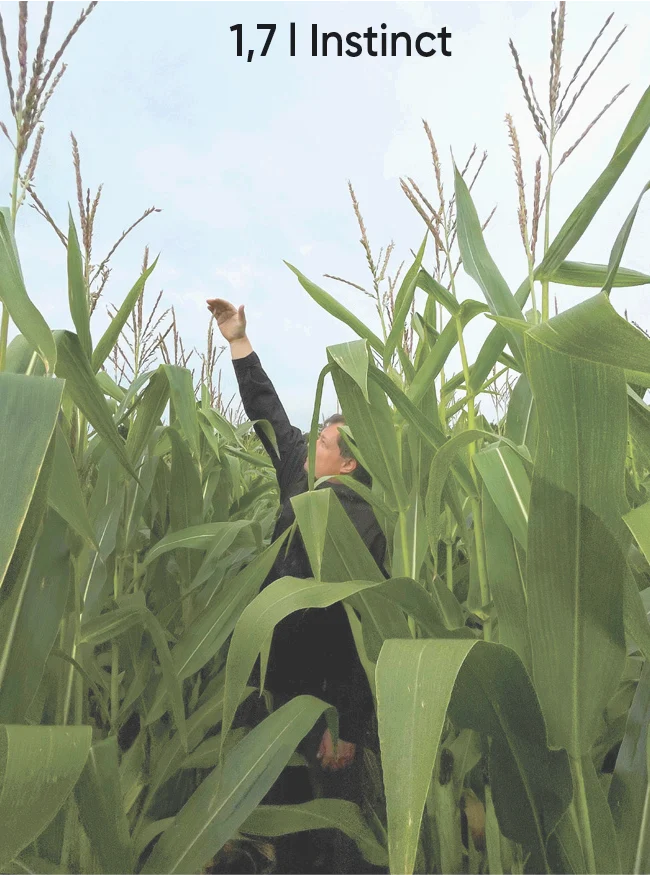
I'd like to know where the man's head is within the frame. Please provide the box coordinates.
[302,414,371,485]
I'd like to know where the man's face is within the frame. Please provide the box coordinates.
[302,424,358,481]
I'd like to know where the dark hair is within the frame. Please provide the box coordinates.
[322,414,372,488]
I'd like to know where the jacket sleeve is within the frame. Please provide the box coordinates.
[325,628,374,745]
[232,351,307,501]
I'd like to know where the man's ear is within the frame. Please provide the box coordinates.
[340,457,358,474]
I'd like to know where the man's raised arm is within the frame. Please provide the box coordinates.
[206,298,306,500]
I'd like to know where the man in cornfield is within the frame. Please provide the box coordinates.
[207,298,387,874]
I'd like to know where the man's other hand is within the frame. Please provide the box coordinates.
[206,298,246,342]
[316,728,356,771]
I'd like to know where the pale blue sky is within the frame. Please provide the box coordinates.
[3,1,650,428]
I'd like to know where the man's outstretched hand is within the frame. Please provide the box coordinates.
[206,298,247,342]
[317,728,356,771]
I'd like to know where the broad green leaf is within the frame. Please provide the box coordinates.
[416,266,459,316]
[330,363,408,511]
[370,366,475,501]
[327,339,370,403]
[242,799,388,868]
[66,211,92,360]
[424,430,491,554]
[48,424,98,548]
[474,443,530,550]
[376,639,571,875]
[408,299,489,407]
[92,257,158,372]
[4,332,45,375]
[80,487,124,620]
[531,291,650,386]
[392,488,428,580]
[125,368,169,465]
[0,724,91,869]
[549,260,650,288]
[525,337,627,754]
[141,522,244,568]
[624,501,650,563]
[290,490,330,581]
[168,427,203,585]
[201,405,239,447]
[222,576,382,748]
[95,369,125,401]
[53,331,138,480]
[74,737,133,874]
[136,681,238,827]
[384,234,427,369]
[576,755,622,873]
[0,373,63,587]
[286,261,385,355]
[603,182,650,293]
[482,488,532,675]
[536,84,650,279]
[504,373,537,455]
[162,365,201,460]
[80,606,187,751]
[609,662,650,873]
[0,511,70,723]
[0,209,56,371]
[141,696,334,875]
[454,165,525,364]
[171,532,289,681]
[186,520,255,592]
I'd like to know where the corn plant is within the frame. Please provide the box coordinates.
[2,3,650,875]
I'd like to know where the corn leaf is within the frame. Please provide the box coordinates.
[0,510,70,723]
[536,84,650,278]
[141,696,334,875]
[92,257,158,372]
[171,532,289,681]
[286,261,385,355]
[168,426,203,585]
[474,443,530,551]
[163,365,201,460]
[330,363,408,512]
[482,487,532,675]
[48,424,98,549]
[125,368,170,465]
[66,211,92,360]
[242,799,388,867]
[327,339,370,403]
[409,300,488,407]
[221,576,381,748]
[416,266,460,316]
[0,725,91,869]
[74,738,133,874]
[53,331,138,480]
[384,235,427,369]
[473,85,650,391]
[525,336,627,754]
[307,363,332,491]
[604,180,650,294]
[549,260,650,288]
[0,373,63,588]
[530,291,650,387]
[0,209,56,372]
[376,638,571,875]
[454,165,525,365]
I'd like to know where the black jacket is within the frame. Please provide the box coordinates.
[232,351,387,742]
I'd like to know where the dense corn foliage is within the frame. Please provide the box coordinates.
[2,3,650,874]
